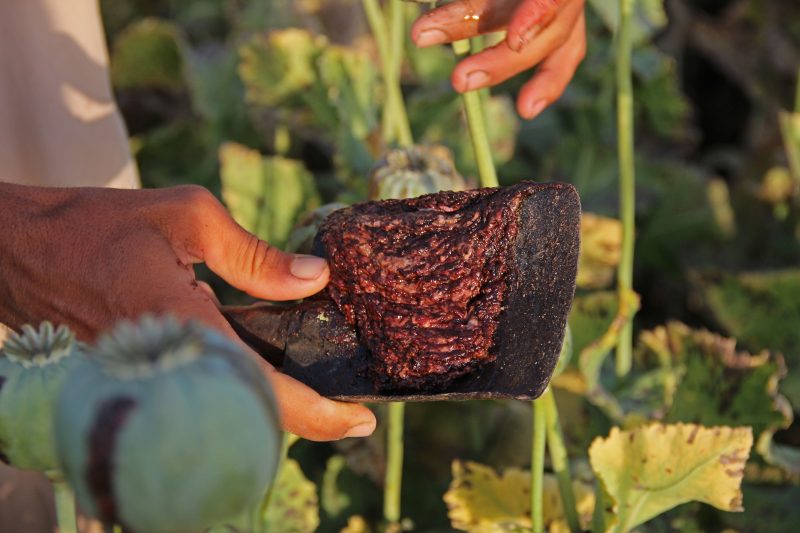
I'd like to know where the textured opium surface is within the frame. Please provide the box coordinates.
[224,181,581,401]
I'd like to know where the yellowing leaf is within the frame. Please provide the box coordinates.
[340,515,371,533]
[696,269,800,407]
[589,423,753,532]
[577,214,622,289]
[219,142,320,248]
[444,461,594,532]
[262,458,320,532]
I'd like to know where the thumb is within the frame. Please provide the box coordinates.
[159,186,330,301]
[209,229,330,301]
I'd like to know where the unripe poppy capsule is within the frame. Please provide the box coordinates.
[54,316,281,532]
[0,322,86,474]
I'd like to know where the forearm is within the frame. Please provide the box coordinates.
[0,0,139,189]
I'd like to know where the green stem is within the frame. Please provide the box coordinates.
[781,68,800,184]
[542,389,580,533]
[52,480,77,533]
[389,0,404,79]
[614,0,636,377]
[531,399,546,533]
[591,480,607,533]
[362,0,413,147]
[794,66,800,114]
[384,402,405,527]
[452,39,499,188]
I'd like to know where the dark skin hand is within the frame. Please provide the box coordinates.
[0,182,376,441]
[412,0,586,119]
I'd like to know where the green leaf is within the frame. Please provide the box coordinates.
[322,455,351,518]
[320,454,377,528]
[756,427,800,479]
[568,291,617,362]
[237,29,379,179]
[638,323,800,477]
[647,323,788,436]
[219,142,320,248]
[589,423,753,532]
[110,18,185,90]
[633,49,690,139]
[443,460,595,532]
[317,44,381,177]
[697,269,800,407]
[317,45,380,142]
[720,483,800,532]
[185,46,259,147]
[238,29,325,108]
[262,458,320,532]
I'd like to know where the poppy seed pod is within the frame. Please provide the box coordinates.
[0,322,86,473]
[54,316,281,532]
[368,145,468,201]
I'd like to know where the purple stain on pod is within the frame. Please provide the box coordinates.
[86,396,138,526]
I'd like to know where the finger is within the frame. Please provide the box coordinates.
[164,293,377,442]
[153,186,330,301]
[411,0,521,47]
[517,11,586,119]
[507,0,573,52]
[451,0,582,92]
[267,370,377,441]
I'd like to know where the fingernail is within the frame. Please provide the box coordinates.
[290,255,327,280]
[511,24,542,52]
[464,70,490,91]
[415,29,448,47]
[344,421,376,438]
[527,99,548,119]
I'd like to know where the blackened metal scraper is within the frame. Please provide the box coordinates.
[222,181,581,401]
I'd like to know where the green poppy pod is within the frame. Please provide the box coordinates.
[54,316,281,532]
[368,145,468,201]
[0,322,86,473]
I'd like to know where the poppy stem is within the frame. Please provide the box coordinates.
[384,402,406,527]
[452,39,499,188]
[52,479,77,533]
[531,398,546,533]
[615,0,637,377]
[543,388,580,532]
[362,0,413,147]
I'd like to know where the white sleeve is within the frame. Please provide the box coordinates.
[0,0,140,189]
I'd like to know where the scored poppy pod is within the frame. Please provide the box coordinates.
[368,145,468,201]
[54,316,282,532]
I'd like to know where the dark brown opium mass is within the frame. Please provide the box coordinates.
[319,185,528,391]
[223,180,581,400]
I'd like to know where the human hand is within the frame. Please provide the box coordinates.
[411,0,586,120]
[0,183,376,441]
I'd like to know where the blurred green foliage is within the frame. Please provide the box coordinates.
[100,0,800,530]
